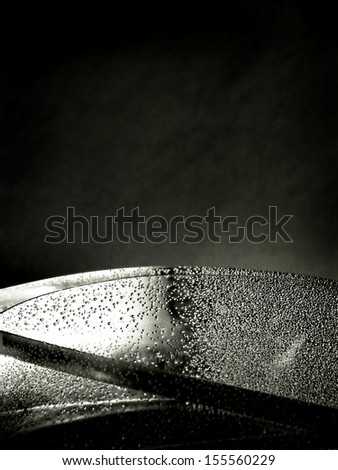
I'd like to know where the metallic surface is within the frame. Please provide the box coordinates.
[1,266,337,446]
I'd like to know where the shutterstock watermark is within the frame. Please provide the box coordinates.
[44,206,293,244]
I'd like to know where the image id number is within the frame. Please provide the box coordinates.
[204,454,276,466]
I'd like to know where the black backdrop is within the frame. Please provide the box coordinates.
[1,1,338,287]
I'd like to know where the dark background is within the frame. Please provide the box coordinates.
[1,1,338,288]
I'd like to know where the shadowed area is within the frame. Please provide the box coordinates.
[1,2,338,286]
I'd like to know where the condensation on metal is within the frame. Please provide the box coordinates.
[1,266,337,437]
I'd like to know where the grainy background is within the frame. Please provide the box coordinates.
[1,2,337,287]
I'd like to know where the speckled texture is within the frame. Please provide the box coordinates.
[1,266,337,439]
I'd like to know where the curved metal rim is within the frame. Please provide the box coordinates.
[1,265,336,314]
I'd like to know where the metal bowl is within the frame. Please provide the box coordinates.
[1,266,337,448]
